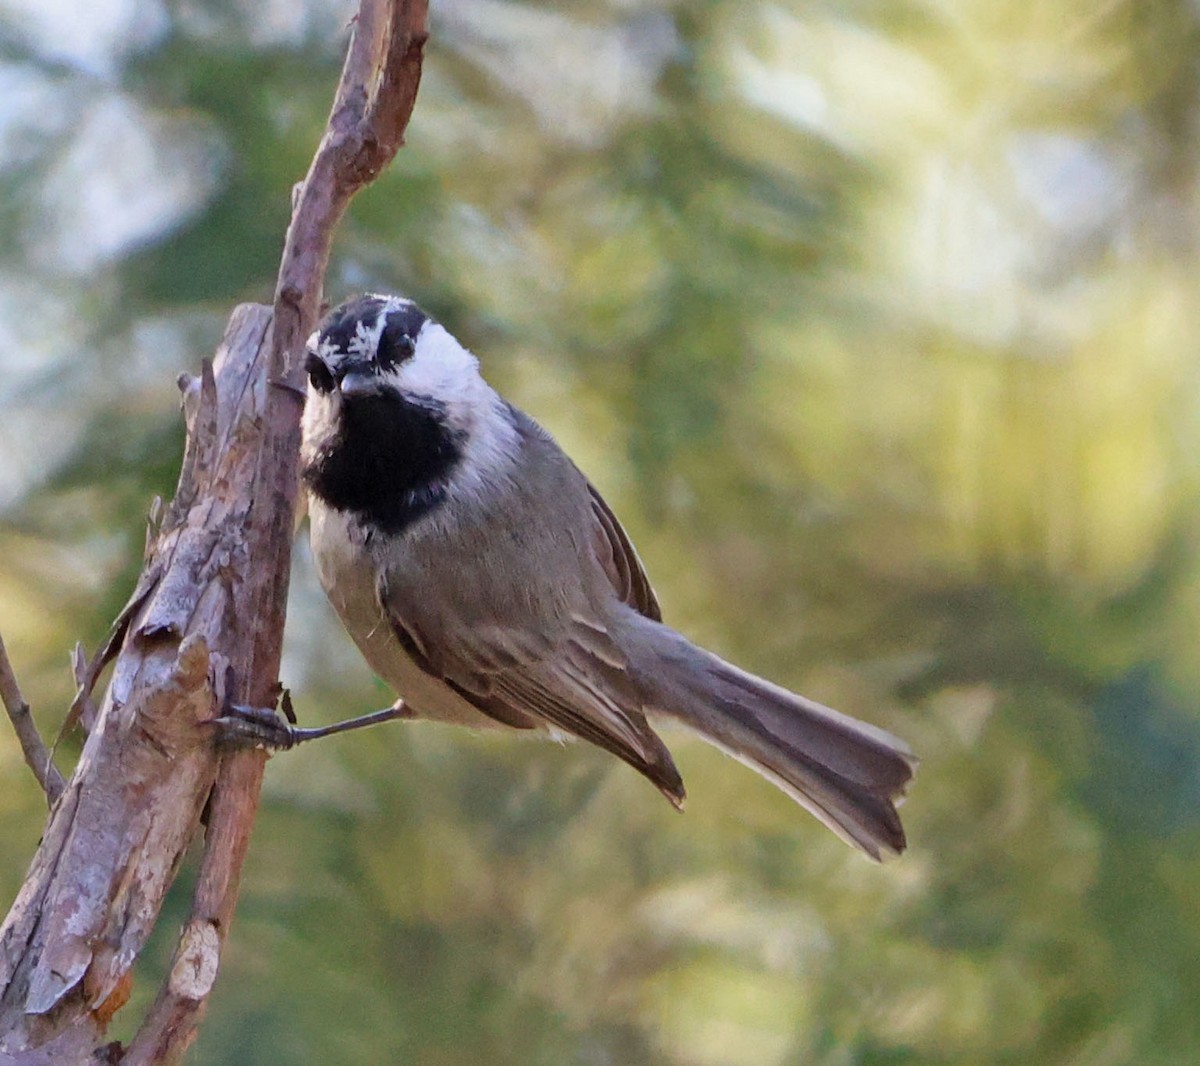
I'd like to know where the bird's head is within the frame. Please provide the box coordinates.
[299,293,516,531]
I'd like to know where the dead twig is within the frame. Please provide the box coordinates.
[0,630,66,803]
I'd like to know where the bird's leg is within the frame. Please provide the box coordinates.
[208,688,412,751]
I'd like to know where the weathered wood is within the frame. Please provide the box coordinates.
[0,306,273,1063]
[0,1,429,1061]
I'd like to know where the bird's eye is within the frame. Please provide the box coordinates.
[376,320,416,372]
[305,351,336,394]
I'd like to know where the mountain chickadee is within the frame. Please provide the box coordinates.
[218,294,916,859]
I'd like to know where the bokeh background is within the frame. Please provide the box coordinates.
[3,0,1200,1062]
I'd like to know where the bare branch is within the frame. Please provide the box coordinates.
[0,631,66,803]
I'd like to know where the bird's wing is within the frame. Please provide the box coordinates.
[504,403,661,621]
[584,478,662,622]
[379,575,684,805]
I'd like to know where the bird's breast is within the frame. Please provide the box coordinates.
[307,498,500,728]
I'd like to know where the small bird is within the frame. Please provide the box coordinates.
[221,293,916,859]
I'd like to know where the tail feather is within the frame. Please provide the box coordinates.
[631,621,916,860]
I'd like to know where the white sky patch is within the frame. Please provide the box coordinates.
[438,0,679,147]
[0,279,215,508]
[172,0,355,48]
[901,153,1033,345]
[0,279,87,508]
[33,94,226,275]
[735,55,830,137]
[237,0,355,48]
[0,0,167,77]
[0,65,73,173]
[729,8,946,159]
[888,146,1116,352]
[1008,133,1127,235]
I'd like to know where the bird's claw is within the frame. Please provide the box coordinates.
[207,699,298,751]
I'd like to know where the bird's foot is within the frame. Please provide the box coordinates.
[207,694,412,751]
[208,689,300,751]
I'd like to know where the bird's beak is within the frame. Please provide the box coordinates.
[337,370,377,399]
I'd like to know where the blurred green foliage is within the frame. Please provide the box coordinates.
[2,0,1200,1062]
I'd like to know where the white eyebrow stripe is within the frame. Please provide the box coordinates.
[347,313,387,359]
[315,336,341,362]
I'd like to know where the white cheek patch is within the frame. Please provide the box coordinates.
[391,321,521,500]
[394,322,485,405]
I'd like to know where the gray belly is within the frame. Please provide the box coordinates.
[308,500,502,729]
